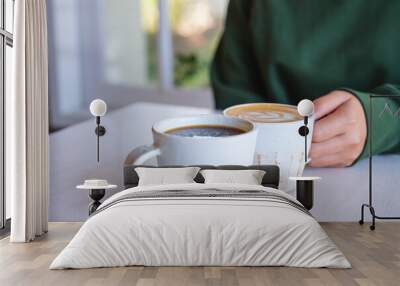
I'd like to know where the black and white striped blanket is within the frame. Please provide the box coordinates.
[92,189,311,217]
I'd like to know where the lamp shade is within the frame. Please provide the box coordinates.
[297,99,314,117]
[90,99,107,117]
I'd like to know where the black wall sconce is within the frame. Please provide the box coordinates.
[297,99,314,163]
[89,99,107,162]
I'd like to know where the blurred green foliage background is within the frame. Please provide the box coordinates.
[141,0,227,88]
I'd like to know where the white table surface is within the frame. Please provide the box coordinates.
[289,177,321,181]
[50,102,400,222]
[76,185,117,190]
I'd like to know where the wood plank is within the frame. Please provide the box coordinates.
[0,222,399,286]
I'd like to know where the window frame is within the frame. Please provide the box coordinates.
[0,0,13,231]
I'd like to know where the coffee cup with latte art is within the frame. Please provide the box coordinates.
[224,103,314,195]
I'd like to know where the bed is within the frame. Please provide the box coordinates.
[50,165,350,269]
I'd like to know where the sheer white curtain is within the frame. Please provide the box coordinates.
[7,0,49,242]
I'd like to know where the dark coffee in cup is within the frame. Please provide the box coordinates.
[165,125,245,137]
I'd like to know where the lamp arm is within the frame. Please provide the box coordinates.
[97,117,100,162]
[304,131,307,163]
[304,116,308,163]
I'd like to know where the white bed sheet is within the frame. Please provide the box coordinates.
[50,183,350,269]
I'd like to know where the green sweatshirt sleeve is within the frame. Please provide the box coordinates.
[345,84,400,160]
[210,0,264,110]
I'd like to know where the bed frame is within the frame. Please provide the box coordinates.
[124,165,280,189]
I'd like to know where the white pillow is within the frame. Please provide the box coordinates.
[135,167,200,186]
[200,169,266,185]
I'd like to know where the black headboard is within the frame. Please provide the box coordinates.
[124,165,280,189]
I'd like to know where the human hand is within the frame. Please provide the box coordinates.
[309,90,367,167]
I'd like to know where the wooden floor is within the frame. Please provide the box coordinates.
[0,222,399,286]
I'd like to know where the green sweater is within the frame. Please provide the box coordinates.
[211,0,400,159]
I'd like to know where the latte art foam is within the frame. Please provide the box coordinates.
[238,110,301,123]
[225,103,302,123]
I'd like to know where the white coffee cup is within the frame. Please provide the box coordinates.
[224,103,314,195]
[125,115,258,166]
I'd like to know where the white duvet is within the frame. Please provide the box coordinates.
[50,183,350,269]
